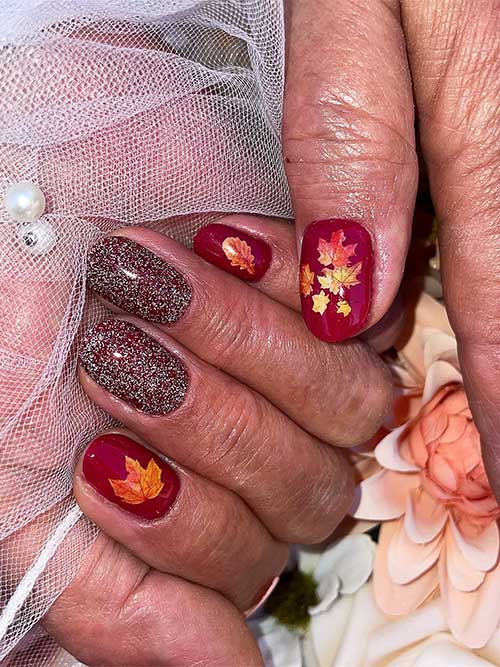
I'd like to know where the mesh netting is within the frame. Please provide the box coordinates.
[0,1,290,663]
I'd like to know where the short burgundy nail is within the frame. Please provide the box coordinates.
[193,224,272,281]
[300,219,373,342]
[80,319,188,414]
[83,433,180,520]
[87,236,192,324]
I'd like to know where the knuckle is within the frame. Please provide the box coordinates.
[283,448,355,544]
[200,288,259,366]
[284,98,417,208]
[189,387,265,473]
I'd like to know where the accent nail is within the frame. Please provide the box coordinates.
[87,235,192,324]
[80,319,188,415]
[193,224,272,281]
[83,433,180,520]
[300,219,373,342]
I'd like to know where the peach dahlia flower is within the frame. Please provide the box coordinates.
[353,294,500,649]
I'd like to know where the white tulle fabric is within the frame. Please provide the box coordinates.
[0,1,290,664]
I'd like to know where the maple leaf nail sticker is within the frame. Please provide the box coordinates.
[300,263,315,297]
[83,433,180,520]
[336,300,352,317]
[109,456,165,505]
[300,219,373,342]
[312,290,330,315]
[194,223,272,281]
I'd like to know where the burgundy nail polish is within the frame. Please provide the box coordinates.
[87,235,192,324]
[80,319,188,415]
[193,224,272,281]
[300,219,373,342]
[83,433,180,520]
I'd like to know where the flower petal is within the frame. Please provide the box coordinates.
[450,517,499,572]
[309,573,340,616]
[351,470,420,521]
[422,327,458,370]
[422,360,463,405]
[439,547,500,648]
[332,584,386,667]
[309,594,353,667]
[373,521,439,616]
[314,534,375,596]
[394,639,497,667]
[375,425,421,472]
[248,619,301,667]
[388,517,441,585]
[404,488,448,544]
[366,598,447,666]
[446,525,486,592]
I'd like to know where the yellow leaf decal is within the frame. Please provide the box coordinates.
[337,300,352,317]
[318,261,363,294]
[222,237,256,275]
[109,456,164,505]
[317,230,357,267]
[300,263,315,297]
[312,290,330,315]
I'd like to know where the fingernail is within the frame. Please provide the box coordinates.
[80,319,188,415]
[87,236,192,324]
[193,224,272,281]
[300,219,373,342]
[244,576,280,618]
[83,433,180,520]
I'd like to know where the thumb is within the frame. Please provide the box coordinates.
[283,0,417,343]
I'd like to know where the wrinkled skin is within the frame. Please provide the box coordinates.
[2,1,499,664]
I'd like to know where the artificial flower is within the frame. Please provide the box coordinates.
[353,293,500,649]
[311,580,500,667]
[249,534,375,667]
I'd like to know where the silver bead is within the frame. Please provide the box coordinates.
[3,181,46,222]
[18,221,57,255]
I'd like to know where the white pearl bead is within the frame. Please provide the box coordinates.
[18,221,57,255]
[3,181,46,222]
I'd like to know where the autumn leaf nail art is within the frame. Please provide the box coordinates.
[83,433,180,520]
[194,223,272,281]
[109,456,165,505]
[222,236,256,275]
[300,219,373,343]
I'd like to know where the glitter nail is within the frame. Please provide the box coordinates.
[87,236,192,324]
[80,319,189,415]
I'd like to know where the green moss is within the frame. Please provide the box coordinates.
[265,569,319,633]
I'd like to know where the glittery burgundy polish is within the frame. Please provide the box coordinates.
[300,219,374,342]
[83,433,180,520]
[87,235,192,324]
[193,224,272,281]
[80,319,188,415]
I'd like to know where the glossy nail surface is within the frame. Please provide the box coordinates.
[300,219,373,342]
[83,433,180,520]
[193,224,272,281]
[87,235,192,324]
[80,319,188,414]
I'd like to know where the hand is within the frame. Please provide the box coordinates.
[41,218,391,665]
[283,0,500,492]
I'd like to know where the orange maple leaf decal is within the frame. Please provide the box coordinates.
[222,237,256,275]
[318,261,363,295]
[109,456,164,505]
[317,230,357,267]
[300,263,315,296]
